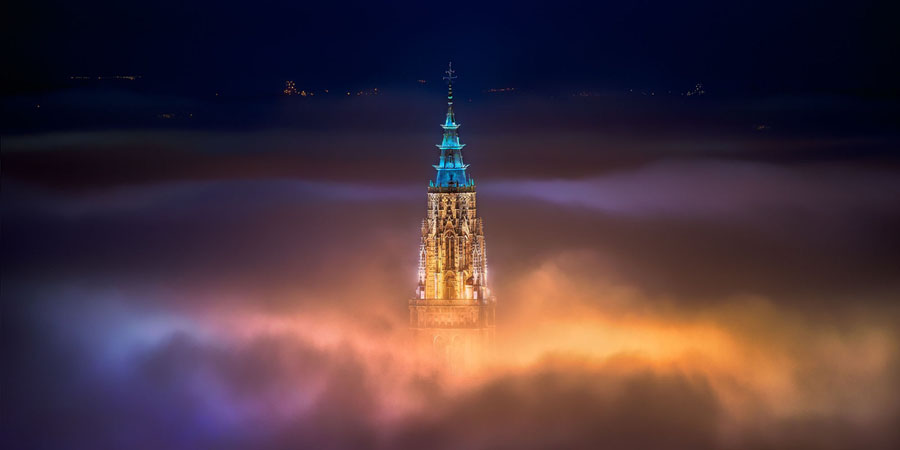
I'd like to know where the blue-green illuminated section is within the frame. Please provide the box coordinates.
[432,65,472,188]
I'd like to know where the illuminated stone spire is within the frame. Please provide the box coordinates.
[411,63,495,370]
[432,62,471,188]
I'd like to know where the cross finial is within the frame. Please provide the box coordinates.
[442,61,457,84]
[442,62,457,103]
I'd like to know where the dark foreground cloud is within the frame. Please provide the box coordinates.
[5,289,898,449]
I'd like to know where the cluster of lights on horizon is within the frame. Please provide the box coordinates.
[572,82,707,98]
[156,112,193,120]
[684,82,706,96]
[283,81,378,97]
[69,75,142,81]
[61,75,707,101]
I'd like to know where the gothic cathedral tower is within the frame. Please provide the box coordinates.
[409,63,496,367]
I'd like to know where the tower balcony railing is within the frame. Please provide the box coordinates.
[408,297,496,306]
[427,184,477,193]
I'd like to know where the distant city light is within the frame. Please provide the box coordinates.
[283,80,299,96]
[684,82,706,96]
[484,87,516,93]
[69,75,142,80]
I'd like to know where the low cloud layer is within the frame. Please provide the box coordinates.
[487,160,900,223]
[3,91,899,448]
[4,157,899,449]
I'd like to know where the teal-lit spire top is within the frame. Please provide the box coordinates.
[431,62,472,189]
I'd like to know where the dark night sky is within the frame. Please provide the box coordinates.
[3,0,899,96]
[3,1,900,449]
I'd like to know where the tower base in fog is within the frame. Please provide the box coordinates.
[409,298,495,370]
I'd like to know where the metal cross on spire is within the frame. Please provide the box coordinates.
[442,61,457,84]
[442,62,457,102]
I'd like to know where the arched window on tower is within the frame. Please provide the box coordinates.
[445,232,457,269]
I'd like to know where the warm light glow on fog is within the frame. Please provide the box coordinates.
[69,259,892,446]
